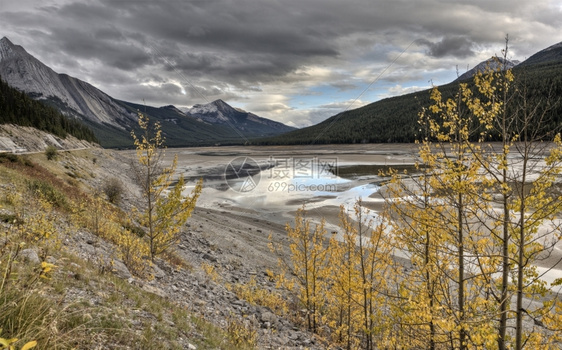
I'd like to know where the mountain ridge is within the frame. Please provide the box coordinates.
[456,57,519,82]
[257,40,562,145]
[0,37,135,129]
[0,37,295,148]
[186,99,296,134]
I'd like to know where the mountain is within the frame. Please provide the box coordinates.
[116,100,268,148]
[0,37,294,148]
[0,76,97,143]
[257,41,562,145]
[187,99,295,135]
[0,37,135,130]
[519,42,562,67]
[456,57,518,82]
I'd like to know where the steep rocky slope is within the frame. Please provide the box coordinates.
[0,124,96,153]
[0,37,135,129]
[0,137,322,349]
[0,37,296,148]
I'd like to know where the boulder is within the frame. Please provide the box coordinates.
[20,248,40,264]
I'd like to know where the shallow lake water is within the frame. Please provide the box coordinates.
[149,144,562,288]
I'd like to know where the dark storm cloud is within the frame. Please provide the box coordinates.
[1,0,562,125]
[418,36,476,58]
[1,0,540,87]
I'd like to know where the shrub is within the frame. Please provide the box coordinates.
[123,221,145,238]
[26,179,68,209]
[0,153,33,167]
[45,146,58,161]
[103,177,123,205]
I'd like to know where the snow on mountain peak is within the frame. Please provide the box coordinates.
[189,102,218,115]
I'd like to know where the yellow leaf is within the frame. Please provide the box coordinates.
[21,341,38,350]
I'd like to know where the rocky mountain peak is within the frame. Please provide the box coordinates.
[0,36,13,47]
[0,36,14,48]
[187,99,295,134]
[456,57,518,82]
[0,36,21,61]
[212,99,235,111]
[0,37,136,130]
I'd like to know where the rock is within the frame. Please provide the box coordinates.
[202,253,217,262]
[193,299,206,307]
[112,259,132,279]
[142,284,168,298]
[188,343,196,350]
[20,248,40,264]
[261,311,277,326]
[232,299,245,307]
[152,264,166,279]
[276,334,289,345]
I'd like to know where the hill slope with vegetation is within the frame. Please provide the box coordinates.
[258,43,562,145]
[0,142,324,349]
[0,77,98,144]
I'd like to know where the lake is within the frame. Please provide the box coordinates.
[153,143,562,287]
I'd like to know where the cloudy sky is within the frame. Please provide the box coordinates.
[1,0,562,127]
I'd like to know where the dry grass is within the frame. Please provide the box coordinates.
[0,150,255,350]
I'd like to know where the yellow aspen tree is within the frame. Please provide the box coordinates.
[403,70,516,348]
[468,46,516,350]
[352,200,393,349]
[131,113,202,261]
[503,88,562,350]
[419,85,490,350]
[466,39,562,349]
[271,206,330,333]
[326,205,362,349]
[385,136,471,349]
[325,201,393,350]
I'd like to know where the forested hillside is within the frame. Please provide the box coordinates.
[257,52,562,145]
[0,77,97,143]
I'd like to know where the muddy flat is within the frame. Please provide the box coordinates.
[118,143,562,288]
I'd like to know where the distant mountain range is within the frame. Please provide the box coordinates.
[257,41,562,145]
[0,37,295,148]
[186,99,294,136]
[2,35,562,148]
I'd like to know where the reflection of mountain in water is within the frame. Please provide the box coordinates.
[184,162,274,191]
